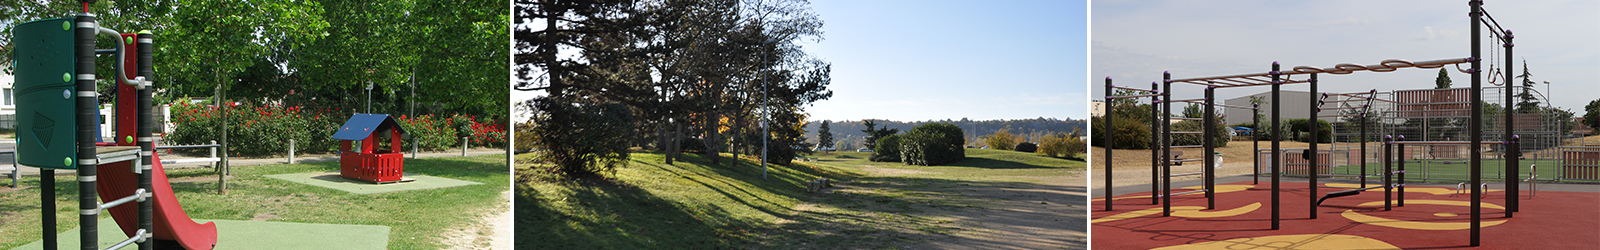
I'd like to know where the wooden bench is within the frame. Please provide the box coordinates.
[1170,151,1185,166]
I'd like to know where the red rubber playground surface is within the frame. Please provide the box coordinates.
[1091,181,1599,249]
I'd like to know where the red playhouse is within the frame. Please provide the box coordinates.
[334,114,410,183]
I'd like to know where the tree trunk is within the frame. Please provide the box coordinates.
[671,118,683,163]
[705,108,720,165]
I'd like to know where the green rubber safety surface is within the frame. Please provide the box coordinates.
[12,218,390,250]
[264,172,480,195]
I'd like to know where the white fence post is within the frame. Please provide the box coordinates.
[288,139,296,164]
[461,136,468,156]
[209,140,218,169]
[411,137,418,159]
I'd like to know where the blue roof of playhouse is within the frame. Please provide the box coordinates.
[332,113,406,141]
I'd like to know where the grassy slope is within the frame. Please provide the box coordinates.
[516,149,1083,249]
[0,154,508,250]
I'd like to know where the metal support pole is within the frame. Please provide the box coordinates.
[1508,136,1519,217]
[1399,136,1407,207]
[1204,86,1216,210]
[1104,77,1114,211]
[1162,72,1173,216]
[761,47,771,180]
[1470,0,1484,245]
[74,13,100,250]
[43,169,56,249]
[1270,62,1281,230]
[136,31,156,250]
[462,136,469,156]
[1504,29,1518,215]
[1150,81,1159,205]
[1254,103,1260,185]
[1361,114,1368,188]
[1309,73,1319,219]
[1385,135,1393,211]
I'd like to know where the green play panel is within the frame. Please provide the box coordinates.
[12,218,389,250]
[264,172,480,194]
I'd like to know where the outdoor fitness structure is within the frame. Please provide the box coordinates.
[14,4,217,250]
[1101,1,1523,246]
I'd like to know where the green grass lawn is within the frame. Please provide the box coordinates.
[0,154,508,249]
[516,148,1083,249]
[1290,159,1598,184]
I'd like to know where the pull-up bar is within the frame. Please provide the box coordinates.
[1168,58,1472,88]
[1111,85,1158,93]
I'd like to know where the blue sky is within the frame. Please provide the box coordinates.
[803,0,1088,122]
[1091,0,1600,112]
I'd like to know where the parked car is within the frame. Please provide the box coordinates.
[856,148,873,152]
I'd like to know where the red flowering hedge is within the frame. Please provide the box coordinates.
[395,114,508,150]
[167,101,505,156]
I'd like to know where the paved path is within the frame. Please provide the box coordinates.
[5,142,504,178]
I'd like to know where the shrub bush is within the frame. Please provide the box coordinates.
[1170,120,1230,148]
[900,123,965,166]
[168,102,510,157]
[872,134,902,162]
[1091,115,1151,149]
[1038,134,1066,157]
[1014,142,1038,153]
[678,137,708,153]
[528,100,635,178]
[167,101,342,156]
[985,129,1017,150]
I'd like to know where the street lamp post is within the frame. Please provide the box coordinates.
[365,81,374,114]
[761,38,777,180]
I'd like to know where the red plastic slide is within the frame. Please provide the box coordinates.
[97,152,218,250]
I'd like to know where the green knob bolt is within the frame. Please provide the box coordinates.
[64,157,73,167]
[125,36,133,44]
[63,72,71,82]
[125,136,134,143]
[62,21,70,31]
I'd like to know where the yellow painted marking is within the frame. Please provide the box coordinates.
[1093,202,1261,223]
[1434,213,1457,217]
[1094,184,1254,201]
[1325,183,1499,195]
[1172,202,1261,218]
[1354,199,1505,210]
[1342,210,1508,230]
[1152,234,1400,250]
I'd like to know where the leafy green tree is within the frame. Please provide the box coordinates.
[1182,103,1203,118]
[1586,99,1600,135]
[1435,68,1452,89]
[900,123,965,166]
[861,119,899,150]
[817,120,833,150]
[986,129,1018,150]
[1514,60,1542,113]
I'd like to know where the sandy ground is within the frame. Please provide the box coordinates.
[443,189,512,250]
[839,164,1087,249]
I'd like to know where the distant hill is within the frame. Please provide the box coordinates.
[804,118,1087,151]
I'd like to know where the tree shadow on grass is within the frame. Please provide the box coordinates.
[514,175,753,249]
[943,157,1069,170]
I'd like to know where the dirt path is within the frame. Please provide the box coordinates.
[817,163,1087,249]
[443,189,512,250]
[912,171,1086,250]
